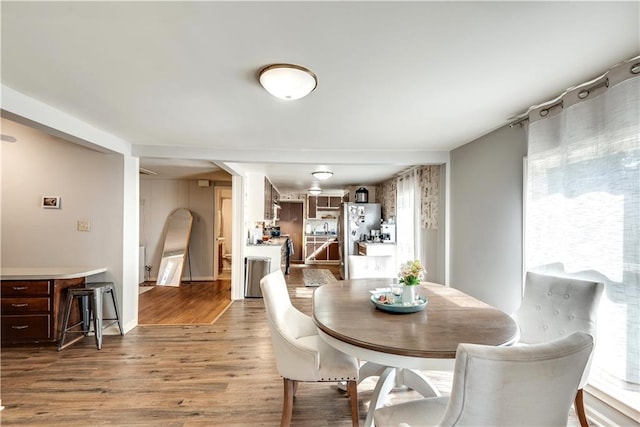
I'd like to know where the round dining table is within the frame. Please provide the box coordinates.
[312,279,519,427]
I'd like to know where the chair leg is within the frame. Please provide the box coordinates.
[80,295,90,336]
[575,388,589,427]
[347,380,359,427]
[281,378,296,427]
[108,287,124,335]
[92,289,103,350]
[57,292,75,351]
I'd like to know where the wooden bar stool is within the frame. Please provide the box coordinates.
[58,282,123,351]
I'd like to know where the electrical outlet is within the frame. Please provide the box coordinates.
[77,220,91,231]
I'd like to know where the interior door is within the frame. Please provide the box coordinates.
[279,201,303,262]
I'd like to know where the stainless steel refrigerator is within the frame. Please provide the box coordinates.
[338,202,381,279]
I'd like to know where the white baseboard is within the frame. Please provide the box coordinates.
[148,276,216,282]
[585,388,639,426]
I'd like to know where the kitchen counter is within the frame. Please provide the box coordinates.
[0,267,107,280]
[247,236,290,246]
[357,242,397,258]
[357,241,396,245]
[245,237,289,275]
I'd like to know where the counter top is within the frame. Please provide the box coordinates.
[305,233,337,237]
[358,241,396,245]
[247,236,289,247]
[0,267,107,280]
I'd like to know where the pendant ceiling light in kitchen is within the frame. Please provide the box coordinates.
[311,171,333,180]
[258,64,317,100]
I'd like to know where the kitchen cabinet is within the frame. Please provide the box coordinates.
[307,196,318,219]
[317,196,342,209]
[305,235,340,264]
[307,195,342,219]
[264,177,273,220]
[261,177,280,221]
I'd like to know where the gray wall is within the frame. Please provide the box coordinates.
[1,118,123,272]
[449,124,527,314]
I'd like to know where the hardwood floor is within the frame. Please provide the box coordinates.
[1,264,589,426]
[138,279,232,325]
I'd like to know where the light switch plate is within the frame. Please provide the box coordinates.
[77,220,91,231]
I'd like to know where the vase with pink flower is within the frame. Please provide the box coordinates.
[398,259,425,304]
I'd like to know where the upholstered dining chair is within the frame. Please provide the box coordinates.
[374,332,594,427]
[513,272,604,427]
[348,255,395,279]
[260,270,360,427]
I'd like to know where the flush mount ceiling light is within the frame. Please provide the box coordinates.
[259,64,317,100]
[311,171,333,180]
[309,188,322,195]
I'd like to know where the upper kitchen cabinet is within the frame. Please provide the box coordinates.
[318,196,341,209]
[247,173,279,222]
[307,195,343,219]
[263,177,279,221]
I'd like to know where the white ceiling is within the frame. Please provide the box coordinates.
[2,1,638,192]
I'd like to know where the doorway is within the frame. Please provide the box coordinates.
[138,181,233,325]
[215,186,233,280]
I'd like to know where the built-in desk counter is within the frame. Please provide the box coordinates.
[1,267,107,281]
[1,267,107,345]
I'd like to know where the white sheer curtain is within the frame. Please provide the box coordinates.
[525,57,639,414]
[396,169,421,268]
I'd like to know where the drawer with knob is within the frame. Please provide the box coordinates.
[1,281,51,296]
[1,298,51,313]
[1,314,52,342]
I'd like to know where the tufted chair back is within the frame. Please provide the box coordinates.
[260,270,360,426]
[513,272,603,427]
[514,272,603,344]
[348,255,395,279]
[374,332,594,427]
[514,272,603,386]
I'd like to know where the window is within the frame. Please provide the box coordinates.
[525,75,639,415]
[396,169,421,267]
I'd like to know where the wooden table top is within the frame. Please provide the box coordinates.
[312,279,519,359]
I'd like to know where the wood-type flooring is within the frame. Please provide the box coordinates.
[0,264,590,426]
[138,279,232,325]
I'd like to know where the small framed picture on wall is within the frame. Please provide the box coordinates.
[42,196,61,209]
